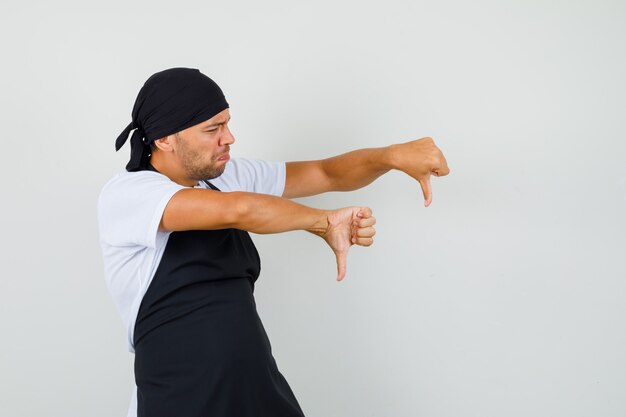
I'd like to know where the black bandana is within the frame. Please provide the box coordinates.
[115,67,229,172]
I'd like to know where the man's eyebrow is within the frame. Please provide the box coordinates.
[203,115,231,129]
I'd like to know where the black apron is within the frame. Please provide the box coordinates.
[133,165,305,417]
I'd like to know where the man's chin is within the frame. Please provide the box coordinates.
[198,165,226,181]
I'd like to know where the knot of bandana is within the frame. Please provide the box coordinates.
[115,121,150,171]
[115,68,229,172]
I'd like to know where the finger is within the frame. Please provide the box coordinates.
[354,216,376,228]
[354,237,374,246]
[335,249,347,281]
[418,176,432,207]
[355,226,376,238]
[438,154,450,176]
[432,162,450,177]
[357,207,372,219]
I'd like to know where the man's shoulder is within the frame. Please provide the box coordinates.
[214,156,286,192]
[97,170,186,247]
[102,170,170,188]
[100,170,173,195]
[97,170,184,211]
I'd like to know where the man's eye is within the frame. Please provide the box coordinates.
[206,129,217,133]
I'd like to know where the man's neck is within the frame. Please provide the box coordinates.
[149,155,198,187]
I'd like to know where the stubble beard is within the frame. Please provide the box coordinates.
[177,135,226,181]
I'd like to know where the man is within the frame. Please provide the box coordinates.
[98,67,449,417]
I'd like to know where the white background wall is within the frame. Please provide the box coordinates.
[1,1,624,416]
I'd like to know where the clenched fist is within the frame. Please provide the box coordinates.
[388,137,450,207]
[309,206,376,281]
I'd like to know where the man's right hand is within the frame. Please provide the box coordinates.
[308,206,376,281]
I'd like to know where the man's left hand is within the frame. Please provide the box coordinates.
[388,137,450,207]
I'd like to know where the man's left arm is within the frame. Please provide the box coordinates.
[282,137,450,207]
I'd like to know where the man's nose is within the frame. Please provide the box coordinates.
[221,126,235,145]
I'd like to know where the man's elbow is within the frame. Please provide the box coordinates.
[223,192,251,229]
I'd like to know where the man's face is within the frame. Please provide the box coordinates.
[175,108,234,180]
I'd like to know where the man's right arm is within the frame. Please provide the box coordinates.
[160,188,377,281]
[160,188,330,235]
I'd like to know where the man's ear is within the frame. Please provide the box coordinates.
[153,134,175,152]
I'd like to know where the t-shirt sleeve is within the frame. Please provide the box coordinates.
[214,157,286,196]
[97,171,186,248]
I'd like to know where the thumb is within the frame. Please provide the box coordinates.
[418,176,433,207]
[335,249,348,281]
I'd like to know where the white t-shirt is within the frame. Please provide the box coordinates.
[97,157,286,354]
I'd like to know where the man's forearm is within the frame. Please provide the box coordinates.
[283,137,447,202]
[320,146,396,192]
[231,191,329,235]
